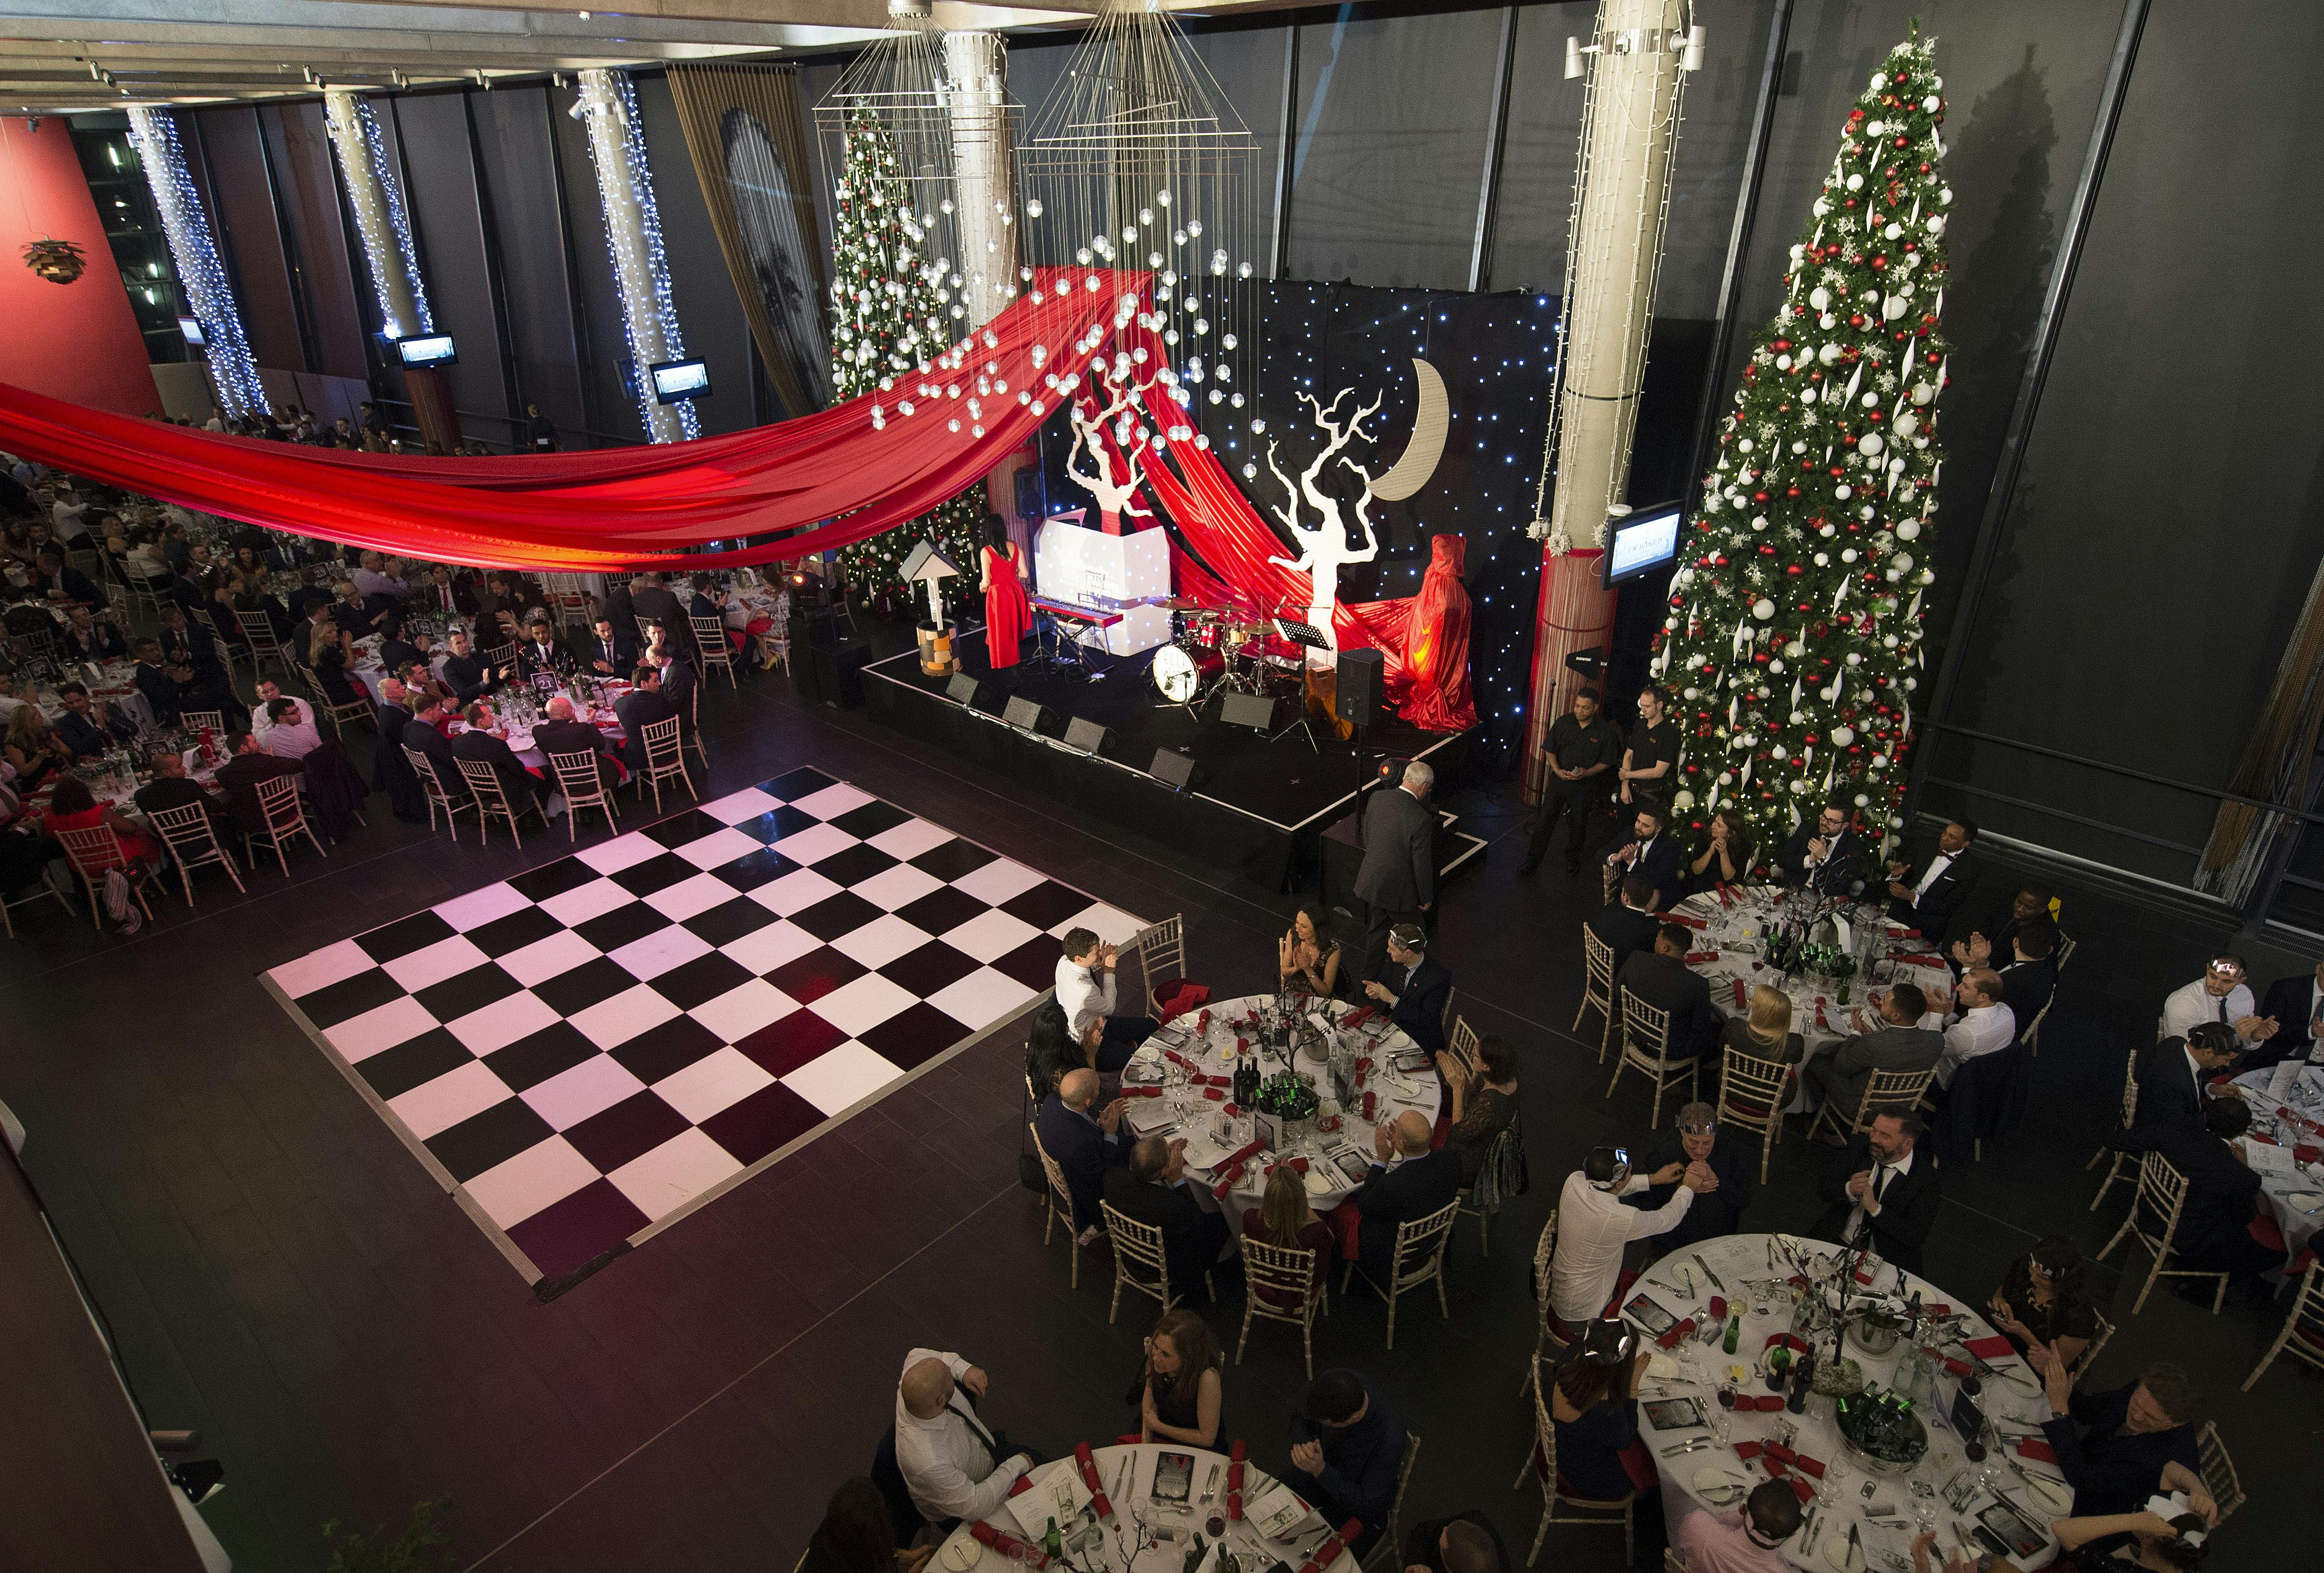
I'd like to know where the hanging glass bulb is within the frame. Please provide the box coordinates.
[1230,393,1245,408]
[1243,462,1257,479]
[1173,229,1188,247]
[1076,248,1093,265]
[1122,224,1139,242]
[1220,333,1238,350]
[1193,318,1210,337]
[940,198,954,214]
[1186,218,1203,238]
[1139,207,1154,225]
[1025,197,1044,218]
[1156,189,1172,207]
[1238,261,1255,279]
[1148,251,1164,268]
[1250,418,1266,434]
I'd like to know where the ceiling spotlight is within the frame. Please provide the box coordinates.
[578,9,592,17]
[89,61,102,80]
[302,66,316,83]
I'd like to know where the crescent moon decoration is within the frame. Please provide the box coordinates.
[1366,356,1449,502]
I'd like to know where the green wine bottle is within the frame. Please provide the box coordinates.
[1722,1312,1742,1354]
[1045,1517,1062,1563]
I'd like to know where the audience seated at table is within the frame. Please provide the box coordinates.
[60,604,127,663]
[1550,1145,1701,1338]
[1021,1003,1081,1103]
[1672,1477,1805,1573]
[1927,968,2015,1090]
[1278,901,1346,1001]
[1103,1134,1231,1291]
[583,615,639,678]
[257,697,322,761]
[1054,927,1157,1072]
[1546,1319,1650,1504]
[2133,1024,2243,1136]
[1129,1310,1222,1448]
[440,629,506,705]
[403,696,465,788]
[1596,801,1681,910]
[1986,1235,2098,1369]
[41,775,162,878]
[1588,873,1661,968]
[2036,1359,2205,1521]
[891,1349,1032,1532]
[1349,1109,1461,1291]
[1362,923,1450,1058]
[613,664,675,773]
[2110,1096,2288,1286]
[1616,922,1721,1063]
[2158,954,2274,1053]
[800,1477,934,1573]
[533,697,623,787]
[2255,958,2324,1070]
[31,549,100,610]
[1720,983,1804,1068]
[52,683,138,758]
[1810,1111,1938,1273]
[1626,1101,1752,1246]
[517,617,571,680]
[1035,1068,1127,1241]
[1681,809,1755,898]
[5,702,72,790]
[1774,799,1864,896]
[1243,1164,1336,1307]
[307,622,366,710]
[1438,1033,1519,1187]
[132,637,241,728]
[212,730,307,836]
[1284,1368,1405,1559]
[450,703,553,810]
[133,750,230,828]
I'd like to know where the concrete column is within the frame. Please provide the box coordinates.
[321,90,427,342]
[126,107,266,418]
[575,67,697,444]
[941,30,1020,330]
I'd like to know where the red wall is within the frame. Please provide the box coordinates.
[0,118,161,417]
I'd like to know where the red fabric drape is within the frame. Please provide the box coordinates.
[0,267,1124,572]
[1398,533,1476,730]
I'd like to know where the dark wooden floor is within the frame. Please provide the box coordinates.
[4,653,2315,1571]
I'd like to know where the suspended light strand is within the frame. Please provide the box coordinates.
[126,107,264,419]
[575,68,699,443]
[323,93,433,341]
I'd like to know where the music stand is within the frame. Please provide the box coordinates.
[1265,617,1331,753]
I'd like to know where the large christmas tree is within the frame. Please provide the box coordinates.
[828,105,985,618]
[1654,27,1951,858]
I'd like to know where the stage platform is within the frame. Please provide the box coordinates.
[863,625,1477,894]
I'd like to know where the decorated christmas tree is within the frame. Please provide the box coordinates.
[828,104,986,618]
[1653,27,1951,858]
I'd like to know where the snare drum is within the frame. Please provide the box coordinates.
[1221,622,1260,653]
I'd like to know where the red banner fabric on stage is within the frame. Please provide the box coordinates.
[0,267,1123,572]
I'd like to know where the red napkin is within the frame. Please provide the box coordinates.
[1226,1492,1242,1521]
[1794,1454,1826,1479]
[1153,979,1211,1018]
[1008,1475,1033,1497]
[1074,1443,1114,1521]
[1363,1090,1377,1119]
[1898,953,1946,969]
[1226,1104,1243,1119]
[1708,1295,1727,1321]
[1763,1456,1789,1478]
[1236,1037,1249,1055]
[1717,885,1736,909]
[2016,1437,2057,1465]
[1925,1304,1952,1317]
[1197,1011,1211,1033]
[1656,1318,1699,1350]
[1344,1006,1376,1029]
[1732,1441,1763,1461]
[1164,1049,1193,1069]
[1686,951,1721,964]
[1663,911,1709,929]
[1942,1356,1972,1377]
[1816,1001,1830,1030]
[1964,1335,2015,1361]
[970,1524,1046,1567]
[1114,1434,1140,1446]
[1789,1477,1816,1504]
[1354,1064,1369,1089]
[1269,1156,1311,1176]
[1733,978,1748,1010]
[1754,1395,1785,1412]
[2298,1145,2321,1164]
[1765,1442,1797,1465]
[1231,1440,1246,1462]
[1127,1085,1164,1098]
[1204,1088,1224,1102]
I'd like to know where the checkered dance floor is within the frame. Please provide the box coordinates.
[263,768,1143,1296]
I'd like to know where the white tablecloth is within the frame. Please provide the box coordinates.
[2230,1061,2324,1261]
[1626,1233,2066,1572]
[1121,994,1440,1216]
[936,1442,1356,1573]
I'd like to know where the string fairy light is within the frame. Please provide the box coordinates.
[322,91,433,342]
[125,107,265,418]
[573,68,699,443]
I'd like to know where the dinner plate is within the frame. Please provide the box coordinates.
[2018,1471,2072,1515]
[940,1536,980,1571]
[2288,1191,2323,1212]
[1303,1168,1336,1198]
[1823,1530,1866,1571]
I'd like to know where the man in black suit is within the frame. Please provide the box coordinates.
[630,573,697,659]
[131,638,237,728]
[1616,923,1721,1063]
[1596,800,1681,910]
[614,665,678,774]
[533,697,624,788]
[60,605,127,663]
[1810,1112,1939,1274]
[597,577,638,639]
[1352,758,1435,979]
[1776,800,1865,895]
[403,697,467,799]
[1626,1101,1755,1246]
[2257,959,2324,1070]
[1362,923,1451,1058]
[157,604,227,686]
[654,649,698,744]
[133,750,231,828]
[2111,1098,2285,1284]
[1883,819,1977,938]
[377,619,428,681]
[1587,874,1662,969]
[1351,1110,1462,1290]
[1949,885,2051,974]
[52,683,139,757]
[1993,922,2059,1032]
[582,615,639,679]
[212,730,307,837]
[440,628,507,706]
[517,617,572,682]
[32,550,99,610]
[1521,685,1618,876]
[450,703,553,811]
[1034,1068,1128,1239]
[2133,1023,2243,1137]
[1103,1135,1230,1289]
[1807,982,1942,1129]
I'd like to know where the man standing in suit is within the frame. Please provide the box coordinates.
[1808,982,1942,1128]
[1035,1068,1128,1240]
[583,614,639,678]
[1361,924,1451,1058]
[450,704,553,811]
[1616,923,1721,1063]
[2133,1023,2245,1136]
[1884,819,1977,938]
[614,665,678,774]
[1596,800,1681,909]
[1811,1113,1938,1273]
[1521,686,1617,876]
[533,697,624,788]
[1103,1135,1230,1288]
[1587,874,1662,969]
[1614,683,1678,808]
[631,573,696,659]
[1776,800,1864,895]
[2257,959,2324,1070]
[1350,1110,1461,1291]
[1353,759,1435,980]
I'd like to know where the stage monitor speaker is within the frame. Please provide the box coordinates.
[946,673,980,708]
[1014,467,1046,523]
[1335,648,1386,726]
[1216,690,1279,731]
[1064,715,1109,756]
[1150,749,1199,793]
[1003,695,1048,733]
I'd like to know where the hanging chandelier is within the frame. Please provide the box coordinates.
[21,237,87,284]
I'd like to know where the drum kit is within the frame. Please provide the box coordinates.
[1149,595,1311,717]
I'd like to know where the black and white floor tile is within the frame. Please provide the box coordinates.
[261,767,1144,1294]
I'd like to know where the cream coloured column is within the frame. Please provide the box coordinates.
[941,29,1020,330]
[575,67,698,444]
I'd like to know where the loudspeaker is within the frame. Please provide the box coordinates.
[1013,467,1046,522]
[1335,648,1386,727]
[946,673,980,708]
[1216,690,1279,730]
[1150,749,1199,792]
[1003,695,1048,733]
[1064,715,1110,755]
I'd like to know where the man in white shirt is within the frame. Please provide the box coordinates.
[50,489,91,543]
[893,1348,1031,1530]
[1548,1145,1710,1337]
[349,552,410,602]
[1930,968,2016,1088]
[0,673,24,719]
[251,681,312,739]
[256,697,323,761]
[2158,955,2277,1052]
[1053,926,1155,1072]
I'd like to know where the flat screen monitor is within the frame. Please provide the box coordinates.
[176,316,204,346]
[1603,503,1683,587]
[395,334,458,369]
[649,358,712,403]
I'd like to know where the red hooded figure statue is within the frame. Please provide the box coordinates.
[1398,532,1475,731]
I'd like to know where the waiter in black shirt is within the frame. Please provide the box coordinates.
[525,402,558,452]
[1616,683,1679,809]
[1522,687,1618,876]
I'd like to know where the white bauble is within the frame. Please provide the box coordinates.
[1911,382,1934,405]
[1769,659,1787,675]
[1841,549,1858,563]
[1830,725,1855,747]
[1775,354,1792,370]
[1871,72,1887,88]
[1673,790,1696,813]
[1855,794,1871,808]
[1924,94,1941,112]
[1884,294,1908,320]
[1718,772,1734,785]
[1814,553,1830,567]
[1866,120,1886,137]
[1925,214,1946,237]
[1846,173,1865,192]
[1751,598,1776,620]
[1818,343,1842,365]
[1861,392,1879,409]
[1737,437,1755,453]
[1810,285,1831,312]
[1940,185,1954,204]
[1819,522,1836,538]
[1883,634,1900,649]
[1892,552,1914,573]
[1914,435,1931,450]
[1859,433,1885,457]
[1845,652,1862,667]
[1770,744,1790,762]
[1894,410,1920,439]
[1792,439,1809,454]
[1813,198,1830,218]
[1751,515,1770,532]
[1835,484,1853,499]
[1861,505,1877,520]
[1784,640,1805,658]
[1902,677,1917,692]
[1896,520,1921,541]
[1872,754,1889,769]
[1790,243,1806,265]
[1884,223,1902,241]
[1820,313,1837,329]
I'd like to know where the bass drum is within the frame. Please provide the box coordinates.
[1151,644,1202,704]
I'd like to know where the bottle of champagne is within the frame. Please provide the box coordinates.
[1788,1349,1815,1414]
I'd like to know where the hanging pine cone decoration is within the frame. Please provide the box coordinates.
[22,238,88,284]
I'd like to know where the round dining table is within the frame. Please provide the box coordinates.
[1671,886,1954,1052]
[2229,1059,2324,1261]
[935,1441,1359,1573]
[1119,994,1441,1217]
[1620,1232,2069,1572]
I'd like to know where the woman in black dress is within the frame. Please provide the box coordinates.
[1682,810,1755,895]
[1277,902,1346,1001]
[1133,1309,1223,1448]
[1547,1319,1649,1503]
[1988,1234,2099,1370]
[1439,1033,1520,1187]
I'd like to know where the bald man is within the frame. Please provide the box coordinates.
[533,694,623,787]
[1033,1066,1128,1243]
[894,1347,1031,1529]
[1348,1109,1462,1290]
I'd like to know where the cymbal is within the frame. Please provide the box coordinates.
[1160,597,1214,613]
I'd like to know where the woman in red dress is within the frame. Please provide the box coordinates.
[979,512,1033,670]
[1399,532,1476,731]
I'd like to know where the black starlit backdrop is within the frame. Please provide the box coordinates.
[1039,281,1715,770]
